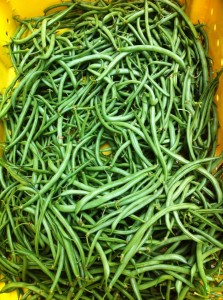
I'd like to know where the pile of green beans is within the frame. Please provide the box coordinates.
[0,0,223,299]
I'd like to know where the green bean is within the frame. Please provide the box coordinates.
[165,175,195,230]
[118,45,185,68]
[94,98,120,134]
[138,275,174,290]
[49,246,65,295]
[1,1,222,298]
[196,243,208,293]
[173,211,203,243]
[26,141,72,205]
[161,146,223,202]
[57,59,77,88]
[109,203,198,289]
[75,168,151,213]
[75,1,112,12]
[0,282,50,297]
[50,206,86,265]
[150,105,168,180]
[189,210,223,232]
[48,3,76,26]
[159,0,208,86]
[18,249,56,281]
[12,28,42,45]
[111,188,163,232]
[187,225,223,248]
[51,53,113,78]
[41,33,56,60]
[0,158,34,188]
[129,277,142,300]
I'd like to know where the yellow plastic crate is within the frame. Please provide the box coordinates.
[0,0,223,299]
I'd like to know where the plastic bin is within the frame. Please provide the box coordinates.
[0,0,222,299]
